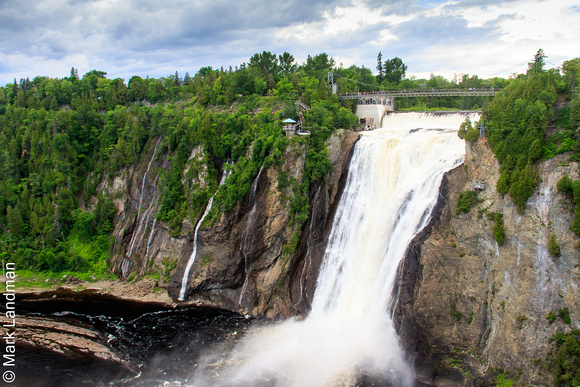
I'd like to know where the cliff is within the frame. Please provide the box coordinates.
[398,138,580,385]
[100,129,360,319]
[90,122,580,384]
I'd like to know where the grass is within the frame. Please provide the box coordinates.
[0,268,117,292]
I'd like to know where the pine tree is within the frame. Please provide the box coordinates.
[527,48,546,76]
[279,52,296,77]
[7,205,25,237]
[70,67,79,80]
[376,52,383,83]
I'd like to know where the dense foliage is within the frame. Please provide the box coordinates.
[485,51,580,214]
[549,330,580,386]
[0,53,359,278]
[556,174,580,236]
[457,117,480,141]
[493,213,506,246]
[456,190,479,215]
[2,48,577,282]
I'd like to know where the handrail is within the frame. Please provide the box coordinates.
[339,88,499,99]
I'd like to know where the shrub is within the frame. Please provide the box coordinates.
[557,175,580,236]
[558,175,573,194]
[559,307,571,324]
[456,190,479,215]
[493,213,506,246]
[465,127,480,141]
[548,231,561,258]
[509,165,538,214]
[548,329,580,385]
[494,372,514,387]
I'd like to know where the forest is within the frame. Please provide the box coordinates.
[0,49,579,286]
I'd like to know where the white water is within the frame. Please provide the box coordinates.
[128,137,161,257]
[193,112,473,386]
[178,168,232,301]
[144,219,157,262]
[293,185,322,309]
[238,165,264,307]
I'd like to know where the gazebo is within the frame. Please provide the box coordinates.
[282,118,297,136]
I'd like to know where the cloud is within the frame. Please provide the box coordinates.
[0,0,578,84]
[392,14,500,47]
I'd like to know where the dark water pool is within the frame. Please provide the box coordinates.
[7,290,253,386]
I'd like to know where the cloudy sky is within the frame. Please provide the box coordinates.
[0,0,578,85]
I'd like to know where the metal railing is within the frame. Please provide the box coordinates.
[339,88,499,99]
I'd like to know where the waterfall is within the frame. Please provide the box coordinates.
[143,218,157,271]
[194,112,475,386]
[128,137,161,257]
[238,165,264,307]
[293,185,321,309]
[178,167,232,301]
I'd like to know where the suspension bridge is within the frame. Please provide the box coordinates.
[328,72,499,103]
[324,72,499,130]
[338,88,498,99]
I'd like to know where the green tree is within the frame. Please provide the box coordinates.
[509,165,538,214]
[6,205,25,237]
[302,53,335,78]
[0,88,7,114]
[278,52,296,77]
[527,48,546,76]
[94,196,117,234]
[571,96,580,129]
[384,57,407,84]
[548,231,561,257]
[376,52,384,84]
[529,138,543,162]
[563,58,580,93]
[275,78,296,101]
[456,190,479,215]
[70,67,79,80]
[249,51,279,78]
[493,213,505,245]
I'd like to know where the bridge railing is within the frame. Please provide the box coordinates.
[338,88,499,99]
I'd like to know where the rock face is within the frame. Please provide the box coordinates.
[98,124,580,383]
[174,129,360,318]
[101,130,359,319]
[1,316,125,363]
[396,137,580,385]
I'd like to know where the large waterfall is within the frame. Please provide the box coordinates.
[194,112,478,386]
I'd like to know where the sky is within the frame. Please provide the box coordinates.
[0,0,578,85]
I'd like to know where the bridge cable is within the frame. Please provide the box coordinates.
[330,72,386,90]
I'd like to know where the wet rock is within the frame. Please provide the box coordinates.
[398,138,580,385]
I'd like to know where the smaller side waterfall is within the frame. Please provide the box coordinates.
[178,168,231,301]
[238,166,264,306]
[128,137,161,257]
[293,184,322,309]
[142,218,157,272]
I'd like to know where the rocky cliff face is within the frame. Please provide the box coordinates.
[179,130,360,318]
[98,130,359,319]
[397,138,580,385]
[97,124,580,384]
